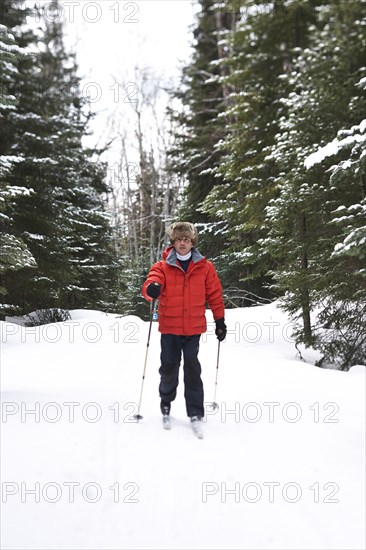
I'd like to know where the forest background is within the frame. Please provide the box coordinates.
[1,0,365,370]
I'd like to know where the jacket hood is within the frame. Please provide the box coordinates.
[162,246,205,265]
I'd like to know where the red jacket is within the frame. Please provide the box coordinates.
[142,247,225,335]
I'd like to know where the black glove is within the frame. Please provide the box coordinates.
[146,282,161,299]
[215,318,227,342]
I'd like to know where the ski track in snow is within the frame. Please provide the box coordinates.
[1,303,365,549]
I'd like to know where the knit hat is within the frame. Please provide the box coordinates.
[167,222,198,247]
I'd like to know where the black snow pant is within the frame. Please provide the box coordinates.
[159,334,204,418]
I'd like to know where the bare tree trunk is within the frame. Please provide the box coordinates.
[107,66,186,306]
[118,134,140,273]
[300,214,312,343]
[214,7,230,102]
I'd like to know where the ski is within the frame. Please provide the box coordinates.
[162,415,171,430]
[161,415,204,437]
[191,417,204,439]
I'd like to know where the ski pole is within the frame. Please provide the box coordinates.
[210,340,221,411]
[133,298,157,421]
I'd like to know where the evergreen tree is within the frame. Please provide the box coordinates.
[262,0,366,365]
[1,0,117,313]
[199,0,320,299]
[168,0,239,268]
[302,77,366,368]
[168,0,365,367]
[0,20,36,313]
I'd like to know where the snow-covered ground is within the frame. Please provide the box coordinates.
[1,302,365,550]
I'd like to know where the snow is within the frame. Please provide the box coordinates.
[333,227,366,255]
[304,119,366,169]
[0,155,25,169]
[1,302,365,550]
[0,36,23,55]
[23,232,45,241]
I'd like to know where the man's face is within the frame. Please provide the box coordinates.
[173,238,193,255]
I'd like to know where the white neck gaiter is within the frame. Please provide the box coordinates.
[176,251,192,261]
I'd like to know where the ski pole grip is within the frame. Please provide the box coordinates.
[147,282,161,299]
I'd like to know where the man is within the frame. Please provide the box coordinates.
[141,221,227,435]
